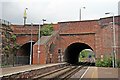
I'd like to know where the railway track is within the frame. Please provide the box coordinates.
[33,62,91,80]
[58,66,83,79]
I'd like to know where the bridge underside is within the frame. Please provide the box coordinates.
[64,42,93,64]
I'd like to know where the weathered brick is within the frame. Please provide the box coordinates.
[33,16,120,64]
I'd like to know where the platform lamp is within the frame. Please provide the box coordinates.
[38,23,41,64]
[30,23,33,65]
[79,7,86,21]
[42,19,46,25]
[105,12,117,68]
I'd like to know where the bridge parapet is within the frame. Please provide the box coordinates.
[99,16,120,27]
[0,19,12,32]
[59,20,99,34]
[11,25,38,35]
[0,19,11,27]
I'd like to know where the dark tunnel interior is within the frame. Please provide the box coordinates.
[16,42,35,65]
[20,42,35,56]
[64,42,93,64]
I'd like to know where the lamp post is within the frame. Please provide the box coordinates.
[105,12,116,68]
[37,19,46,64]
[30,23,33,65]
[79,7,86,21]
[42,19,46,25]
[38,23,41,64]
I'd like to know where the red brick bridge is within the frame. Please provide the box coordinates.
[33,16,120,65]
[9,16,120,65]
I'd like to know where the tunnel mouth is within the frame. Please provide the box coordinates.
[16,41,35,65]
[64,42,94,65]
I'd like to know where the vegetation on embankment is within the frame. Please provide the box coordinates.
[95,56,120,68]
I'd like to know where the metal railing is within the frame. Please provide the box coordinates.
[0,19,11,27]
[1,55,30,67]
[15,56,30,65]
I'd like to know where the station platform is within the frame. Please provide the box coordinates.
[0,63,66,78]
[82,67,120,79]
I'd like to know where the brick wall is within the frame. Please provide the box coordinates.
[16,35,38,45]
[33,16,120,64]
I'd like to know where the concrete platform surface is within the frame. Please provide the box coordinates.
[0,63,65,77]
[82,67,120,79]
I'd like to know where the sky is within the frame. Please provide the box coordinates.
[0,0,120,24]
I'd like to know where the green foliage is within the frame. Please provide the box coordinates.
[11,34,16,41]
[95,56,112,67]
[95,59,101,67]
[3,45,11,56]
[2,25,20,67]
[12,43,20,53]
[3,33,19,55]
[80,50,89,58]
[117,59,120,68]
[79,50,94,62]
[41,24,53,36]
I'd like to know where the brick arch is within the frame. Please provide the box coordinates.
[66,41,94,51]
[17,41,36,56]
[16,41,36,65]
[64,42,94,64]
[66,42,94,51]
[16,35,38,45]
[59,34,96,54]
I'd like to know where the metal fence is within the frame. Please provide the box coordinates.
[0,19,11,26]
[1,55,30,67]
[15,56,30,65]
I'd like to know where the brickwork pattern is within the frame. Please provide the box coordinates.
[33,16,120,64]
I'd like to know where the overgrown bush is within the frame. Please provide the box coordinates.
[117,59,120,68]
[95,56,112,67]
[95,59,101,67]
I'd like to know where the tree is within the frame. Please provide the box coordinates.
[41,24,53,36]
